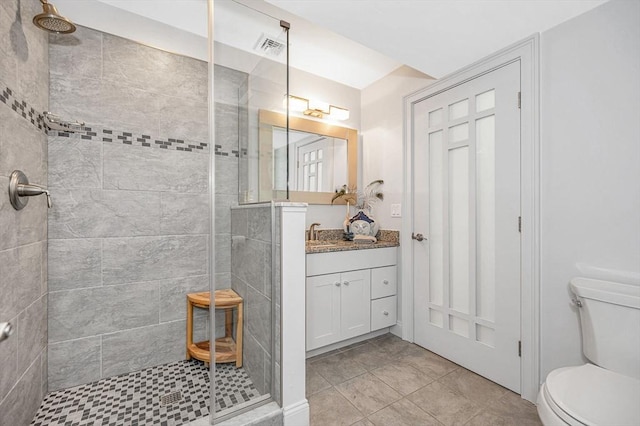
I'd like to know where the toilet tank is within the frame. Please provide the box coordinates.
[570,277,640,379]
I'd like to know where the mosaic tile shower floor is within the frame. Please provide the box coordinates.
[31,360,261,426]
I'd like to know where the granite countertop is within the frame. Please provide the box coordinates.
[305,229,399,254]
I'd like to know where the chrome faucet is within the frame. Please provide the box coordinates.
[308,223,321,241]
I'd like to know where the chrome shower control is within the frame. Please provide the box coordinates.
[0,322,13,343]
[9,170,52,210]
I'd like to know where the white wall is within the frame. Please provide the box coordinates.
[361,66,435,230]
[539,0,640,378]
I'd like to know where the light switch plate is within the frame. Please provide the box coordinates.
[390,203,401,217]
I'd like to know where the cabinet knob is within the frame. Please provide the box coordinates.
[334,282,341,287]
[343,281,349,286]
[383,311,389,316]
[383,280,389,285]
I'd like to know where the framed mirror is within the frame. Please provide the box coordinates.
[259,110,357,204]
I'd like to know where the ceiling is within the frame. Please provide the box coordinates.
[57,0,606,89]
[263,0,607,79]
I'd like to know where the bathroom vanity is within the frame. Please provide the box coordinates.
[305,240,399,352]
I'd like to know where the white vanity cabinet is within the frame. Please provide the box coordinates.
[306,247,397,351]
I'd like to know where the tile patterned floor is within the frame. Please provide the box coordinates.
[307,334,542,426]
[32,360,261,426]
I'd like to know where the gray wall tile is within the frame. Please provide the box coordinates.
[231,239,267,293]
[213,64,245,104]
[215,194,236,236]
[17,295,47,376]
[242,334,266,395]
[0,242,43,321]
[215,157,239,196]
[48,239,102,291]
[159,275,210,323]
[215,103,239,153]
[0,315,18,402]
[247,284,272,354]
[48,74,104,130]
[0,352,43,426]
[157,95,208,143]
[102,320,186,377]
[215,272,231,290]
[103,144,208,193]
[102,33,206,103]
[48,337,101,391]
[248,206,272,243]
[160,192,209,235]
[98,79,163,134]
[48,136,102,189]
[231,207,248,237]
[48,282,159,342]
[215,234,231,274]
[1,0,48,411]
[0,107,47,186]
[40,347,47,398]
[102,235,208,284]
[49,25,103,81]
[48,189,160,239]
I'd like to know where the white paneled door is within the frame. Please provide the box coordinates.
[412,61,521,392]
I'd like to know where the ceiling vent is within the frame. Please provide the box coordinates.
[254,34,285,57]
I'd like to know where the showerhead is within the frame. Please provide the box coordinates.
[33,0,75,34]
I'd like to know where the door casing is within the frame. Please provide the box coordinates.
[401,35,540,402]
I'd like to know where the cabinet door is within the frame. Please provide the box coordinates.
[306,272,341,350]
[340,269,371,340]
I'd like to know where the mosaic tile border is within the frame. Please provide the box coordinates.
[1,81,216,156]
[49,127,210,154]
[0,84,46,131]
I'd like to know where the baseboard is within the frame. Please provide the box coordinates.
[390,321,404,340]
[283,400,309,426]
[305,328,390,358]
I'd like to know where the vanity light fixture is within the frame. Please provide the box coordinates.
[284,95,350,121]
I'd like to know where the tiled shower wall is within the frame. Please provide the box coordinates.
[230,205,275,396]
[46,26,247,390]
[0,0,49,424]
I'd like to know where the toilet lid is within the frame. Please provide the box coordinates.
[546,364,640,426]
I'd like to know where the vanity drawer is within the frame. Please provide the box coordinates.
[371,266,397,299]
[371,295,397,330]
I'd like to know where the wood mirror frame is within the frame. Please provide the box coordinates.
[259,109,357,204]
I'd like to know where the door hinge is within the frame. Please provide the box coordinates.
[518,216,522,233]
[518,340,522,357]
[517,91,521,109]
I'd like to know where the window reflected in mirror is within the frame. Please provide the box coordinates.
[259,110,357,204]
[273,127,347,193]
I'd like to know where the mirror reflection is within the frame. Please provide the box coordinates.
[259,110,357,204]
[273,127,348,192]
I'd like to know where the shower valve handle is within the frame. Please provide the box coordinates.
[9,170,52,210]
[0,322,13,343]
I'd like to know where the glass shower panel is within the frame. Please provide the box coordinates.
[213,0,288,422]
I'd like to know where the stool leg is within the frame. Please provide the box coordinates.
[186,300,193,360]
[236,302,243,368]
[225,308,233,339]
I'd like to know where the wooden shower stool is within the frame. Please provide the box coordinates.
[186,289,243,367]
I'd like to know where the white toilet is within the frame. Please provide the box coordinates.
[537,277,640,425]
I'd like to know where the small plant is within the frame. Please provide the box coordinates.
[332,180,384,212]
